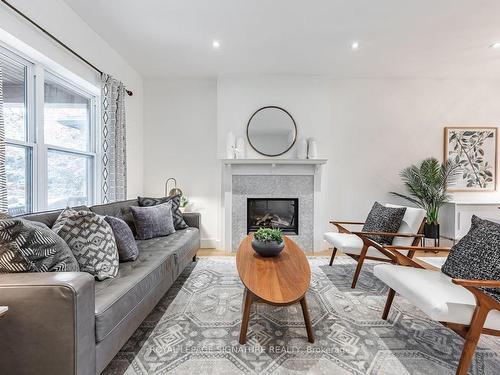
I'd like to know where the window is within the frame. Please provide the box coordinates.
[1,45,98,214]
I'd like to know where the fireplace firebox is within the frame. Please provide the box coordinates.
[247,198,299,234]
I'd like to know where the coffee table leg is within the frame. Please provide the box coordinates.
[300,297,315,343]
[239,288,253,344]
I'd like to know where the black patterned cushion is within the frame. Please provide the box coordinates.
[105,216,138,262]
[0,219,79,273]
[362,202,407,245]
[138,195,188,229]
[130,202,176,240]
[442,215,500,302]
[52,209,119,280]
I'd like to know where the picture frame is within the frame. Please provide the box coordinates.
[444,126,497,192]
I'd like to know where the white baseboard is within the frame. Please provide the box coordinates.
[201,238,221,249]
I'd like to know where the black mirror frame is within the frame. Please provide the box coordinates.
[246,106,297,157]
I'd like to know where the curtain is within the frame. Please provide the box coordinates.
[0,66,8,213]
[101,73,127,203]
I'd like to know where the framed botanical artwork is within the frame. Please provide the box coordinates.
[444,127,497,191]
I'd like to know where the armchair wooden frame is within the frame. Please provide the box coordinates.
[329,219,425,288]
[381,245,500,375]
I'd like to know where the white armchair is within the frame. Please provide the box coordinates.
[374,246,500,375]
[324,203,426,288]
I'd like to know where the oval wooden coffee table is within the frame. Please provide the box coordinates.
[236,234,314,344]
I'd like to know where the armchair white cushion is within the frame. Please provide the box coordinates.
[324,203,426,259]
[323,232,384,257]
[374,264,500,330]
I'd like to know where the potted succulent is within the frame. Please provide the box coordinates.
[390,157,459,240]
[179,196,189,213]
[251,227,285,257]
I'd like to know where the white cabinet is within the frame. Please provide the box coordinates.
[440,201,500,241]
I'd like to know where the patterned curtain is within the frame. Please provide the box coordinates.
[101,73,127,203]
[0,66,8,213]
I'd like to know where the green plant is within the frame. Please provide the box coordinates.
[254,227,283,243]
[390,157,460,225]
[180,196,189,208]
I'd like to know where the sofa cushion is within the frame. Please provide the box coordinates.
[94,228,199,342]
[0,219,79,272]
[442,215,500,302]
[53,209,119,280]
[130,202,175,240]
[17,206,90,228]
[90,199,138,218]
[104,216,139,262]
[138,195,188,230]
[362,202,406,245]
[373,264,500,330]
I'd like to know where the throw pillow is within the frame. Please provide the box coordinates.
[120,207,137,236]
[52,209,119,280]
[442,215,500,302]
[138,195,188,229]
[130,201,176,240]
[362,202,407,245]
[104,215,139,262]
[0,219,79,273]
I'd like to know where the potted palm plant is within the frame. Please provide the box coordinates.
[390,157,459,240]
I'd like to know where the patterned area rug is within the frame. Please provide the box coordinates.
[103,257,500,374]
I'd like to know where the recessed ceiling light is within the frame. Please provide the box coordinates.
[212,40,221,49]
[351,41,359,50]
[490,42,500,49]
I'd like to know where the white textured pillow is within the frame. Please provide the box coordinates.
[52,208,119,280]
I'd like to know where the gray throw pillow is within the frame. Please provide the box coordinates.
[130,201,176,240]
[0,219,79,273]
[105,216,139,262]
[442,215,500,302]
[362,202,407,245]
[138,195,188,230]
[53,208,119,280]
[120,207,137,236]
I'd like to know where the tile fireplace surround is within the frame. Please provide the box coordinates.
[221,159,327,252]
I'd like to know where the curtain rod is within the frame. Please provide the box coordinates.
[1,0,133,96]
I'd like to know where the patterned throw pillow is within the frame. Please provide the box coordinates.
[442,215,500,302]
[105,215,139,262]
[52,209,119,280]
[138,195,188,229]
[362,202,407,245]
[0,219,79,273]
[130,201,176,240]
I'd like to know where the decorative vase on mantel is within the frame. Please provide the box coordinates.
[297,139,308,159]
[307,138,318,159]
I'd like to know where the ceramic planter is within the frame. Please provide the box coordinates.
[251,239,285,257]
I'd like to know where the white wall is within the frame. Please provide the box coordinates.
[143,75,500,249]
[0,0,144,198]
[219,77,500,245]
[143,78,219,248]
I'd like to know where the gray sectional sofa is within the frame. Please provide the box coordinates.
[0,199,200,375]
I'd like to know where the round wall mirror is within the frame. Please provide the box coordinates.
[246,106,297,157]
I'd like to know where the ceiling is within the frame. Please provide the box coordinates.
[63,0,500,78]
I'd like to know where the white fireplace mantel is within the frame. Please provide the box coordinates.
[220,158,327,253]
[222,158,327,165]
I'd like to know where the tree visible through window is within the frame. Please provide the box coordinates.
[1,46,97,214]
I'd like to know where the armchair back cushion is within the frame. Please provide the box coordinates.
[442,215,500,302]
[362,202,407,245]
[385,203,426,246]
